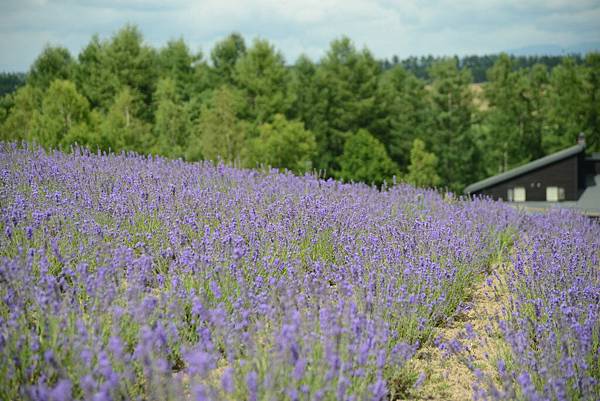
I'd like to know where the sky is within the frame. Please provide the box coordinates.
[1,0,600,72]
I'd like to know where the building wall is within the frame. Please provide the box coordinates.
[475,155,580,201]
[585,158,600,175]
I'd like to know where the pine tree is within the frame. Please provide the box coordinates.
[31,80,90,149]
[484,55,548,174]
[336,129,398,186]
[103,25,158,119]
[27,46,74,90]
[483,54,522,174]
[312,37,380,171]
[405,138,441,188]
[192,86,247,164]
[101,87,152,153]
[429,58,480,192]
[74,25,159,117]
[74,35,120,110]
[584,52,600,151]
[523,64,548,160]
[371,65,431,169]
[0,85,42,142]
[246,114,316,173]
[153,78,189,158]
[543,57,587,153]
[288,55,318,127]
[158,39,201,101]
[234,39,290,124]
[211,33,246,86]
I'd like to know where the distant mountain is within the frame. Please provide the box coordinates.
[505,42,600,56]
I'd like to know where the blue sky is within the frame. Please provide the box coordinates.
[1,0,600,71]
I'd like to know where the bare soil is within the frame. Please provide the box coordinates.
[399,265,509,400]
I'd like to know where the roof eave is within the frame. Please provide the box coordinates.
[464,144,585,194]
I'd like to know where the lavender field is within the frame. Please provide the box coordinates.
[0,143,598,401]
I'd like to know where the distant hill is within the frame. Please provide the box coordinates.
[505,42,600,56]
[381,53,591,83]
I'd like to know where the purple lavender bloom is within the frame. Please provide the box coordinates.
[80,375,96,399]
[187,349,215,377]
[108,336,124,358]
[92,391,111,401]
[370,377,387,401]
[337,376,349,400]
[293,357,306,381]
[49,379,72,401]
[414,372,426,388]
[246,371,258,401]
[192,384,208,401]
[221,367,234,393]
[3,144,595,401]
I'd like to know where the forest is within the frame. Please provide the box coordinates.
[381,53,586,83]
[1,24,599,192]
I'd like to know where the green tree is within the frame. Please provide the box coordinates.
[246,114,316,173]
[288,55,318,126]
[27,45,74,90]
[312,37,380,171]
[484,56,548,174]
[211,33,246,85]
[0,85,42,142]
[82,25,159,118]
[0,95,10,126]
[336,129,398,186]
[61,109,103,150]
[371,65,431,169]
[74,35,120,110]
[153,78,189,158]
[101,87,152,153]
[405,138,441,188]
[158,38,201,100]
[31,80,90,149]
[429,58,480,192]
[584,52,600,151]
[234,39,290,124]
[74,26,158,115]
[483,54,523,173]
[191,85,247,163]
[543,57,587,153]
[523,64,548,159]
[0,72,26,97]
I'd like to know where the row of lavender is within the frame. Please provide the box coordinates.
[0,142,597,400]
[473,210,600,401]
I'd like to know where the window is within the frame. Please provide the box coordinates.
[513,187,526,202]
[507,188,513,202]
[546,187,565,202]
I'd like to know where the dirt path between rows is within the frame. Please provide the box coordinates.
[400,264,510,400]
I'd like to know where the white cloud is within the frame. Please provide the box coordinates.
[0,0,599,71]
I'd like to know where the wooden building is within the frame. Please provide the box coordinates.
[464,134,600,215]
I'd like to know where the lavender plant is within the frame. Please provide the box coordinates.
[1,142,594,401]
[473,210,600,401]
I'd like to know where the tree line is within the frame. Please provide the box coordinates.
[0,73,26,97]
[1,24,599,192]
[1,54,581,95]
[381,54,585,83]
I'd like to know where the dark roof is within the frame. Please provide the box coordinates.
[464,144,585,194]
